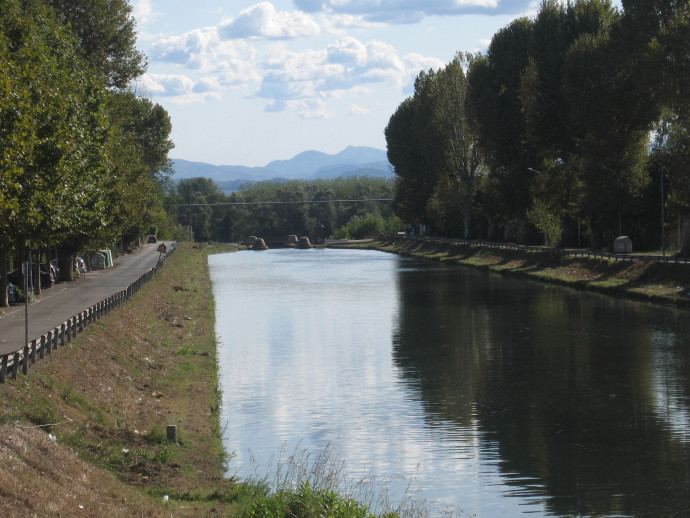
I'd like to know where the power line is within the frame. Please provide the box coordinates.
[177,198,393,208]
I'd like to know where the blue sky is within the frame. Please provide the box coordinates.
[132,0,543,167]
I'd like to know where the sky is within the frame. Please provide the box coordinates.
[132,0,543,167]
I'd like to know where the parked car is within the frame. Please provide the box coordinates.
[75,256,87,276]
[7,266,53,289]
[50,258,60,282]
[39,263,55,288]
[7,282,16,303]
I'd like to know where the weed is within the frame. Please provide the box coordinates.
[144,427,167,445]
[176,346,192,356]
[22,392,58,432]
[235,443,447,518]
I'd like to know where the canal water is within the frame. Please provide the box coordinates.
[209,248,690,517]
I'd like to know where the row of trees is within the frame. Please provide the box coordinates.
[1,0,174,305]
[386,0,690,253]
[166,177,401,243]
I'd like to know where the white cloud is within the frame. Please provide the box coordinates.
[251,37,427,111]
[294,99,337,119]
[348,104,371,116]
[220,2,321,39]
[133,0,160,26]
[144,4,446,112]
[137,73,221,104]
[321,13,386,33]
[151,26,258,78]
[293,0,531,22]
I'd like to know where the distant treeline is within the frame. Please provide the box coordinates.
[386,0,690,254]
[166,176,402,243]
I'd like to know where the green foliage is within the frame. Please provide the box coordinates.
[385,0,687,250]
[333,213,403,240]
[23,392,59,432]
[527,199,563,246]
[243,481,376,518]
[47,0,146,89]
[0,0,174,295]
[170,177,396,243]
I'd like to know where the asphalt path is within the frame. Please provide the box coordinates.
[0,242,169,356]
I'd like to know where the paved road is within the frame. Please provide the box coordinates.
[0,243,170,356]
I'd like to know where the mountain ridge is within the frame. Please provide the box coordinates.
[170,146,392,188]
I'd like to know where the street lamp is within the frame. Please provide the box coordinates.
[651,146,667,258]
[653,135,690,259]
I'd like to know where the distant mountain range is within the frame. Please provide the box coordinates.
[170,146,393,192]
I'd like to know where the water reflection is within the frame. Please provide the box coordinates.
[393,260,690,516]
[210,249,690,517]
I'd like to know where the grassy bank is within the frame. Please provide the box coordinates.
[0,242,239,516]
[0,243,408,517]
[351,237,690,308]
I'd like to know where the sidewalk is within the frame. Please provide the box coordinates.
[0,243,169,356]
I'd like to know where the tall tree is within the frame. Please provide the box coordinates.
[47,0,146,88]
[424,54,483,238]
[466,17,538,241]
[385,88,435,230]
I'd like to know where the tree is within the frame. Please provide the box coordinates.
[0,0,111,287]
[429,54,483,238]
[555,1,662,246]
[466,17,538,241]
[385,95,434,229]
[177,178,225,242]
[47,0,146,88]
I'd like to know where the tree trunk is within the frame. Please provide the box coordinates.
[680,213,690,257]
[58,252,74,282]
[0,248,8,308]
[33,252,42,296]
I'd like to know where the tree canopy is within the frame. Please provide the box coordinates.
[387,0,690,252]
[1,0,173,304]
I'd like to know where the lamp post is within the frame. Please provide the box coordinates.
[651,146,666,258]
[653,136,689,258]
[660,156,665,258]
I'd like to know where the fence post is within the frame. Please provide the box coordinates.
[22,345,29,375]
[12,351,20,379]
[66,319,72,342]
[61,322,66,346]
[1,355,6,383]
[30,340,37,364]
[40,335,46,359]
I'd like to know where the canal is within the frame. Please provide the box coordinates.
[209,247,690,517]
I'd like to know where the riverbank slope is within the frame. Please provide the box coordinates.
[353,237,690,307]
[0,243,238,516]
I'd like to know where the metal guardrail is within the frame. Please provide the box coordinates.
[382,234,690,265]
[0,242,178,383]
